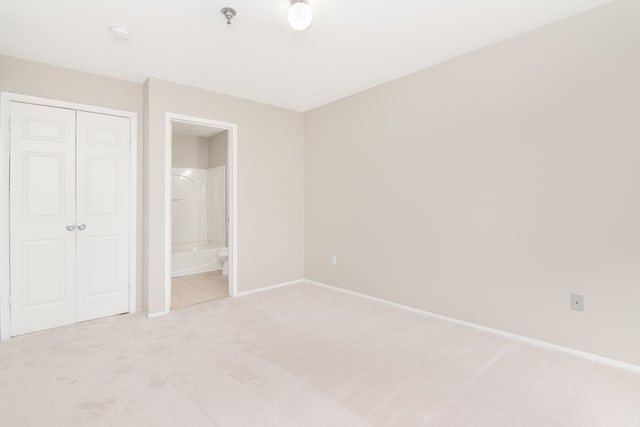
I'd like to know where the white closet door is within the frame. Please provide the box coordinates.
[76,111,130,322]
[9,102,77,336]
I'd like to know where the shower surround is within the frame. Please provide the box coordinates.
[171,166,226,276]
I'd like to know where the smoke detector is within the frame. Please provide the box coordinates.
[109,25,130,41]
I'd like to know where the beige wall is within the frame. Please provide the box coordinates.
[1,0,638,365]
[145,78,304,313]
[0,55,145,310]
[172,134,210,169]
[208,131,228,168]
[304,0,640,365]
[171,132,227,169]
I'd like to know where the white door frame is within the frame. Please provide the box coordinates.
[164,113,238,312]
[0,92,138,339]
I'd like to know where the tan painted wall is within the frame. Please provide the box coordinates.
[145,78,304,313]
[1,0,638,365]
[208,131,228,168]
[304,0,640,364]
[171,134,210,169]
[171,132,227,169]
[0,54,145,310]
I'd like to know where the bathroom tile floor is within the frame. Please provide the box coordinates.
[171,270,228,309]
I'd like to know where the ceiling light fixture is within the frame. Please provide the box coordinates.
[288,0,312,31]
[221,7,237,25]
[108,25,130,41]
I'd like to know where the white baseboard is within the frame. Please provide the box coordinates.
[236,279,304,297]
[145,310,170,318]
[304,279,640,374]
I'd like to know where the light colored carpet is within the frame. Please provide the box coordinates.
[0,283,639,426]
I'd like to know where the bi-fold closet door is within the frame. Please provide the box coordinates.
[9,102,131,336]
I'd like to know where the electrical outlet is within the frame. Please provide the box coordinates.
[331,255,337,265]
[570,293,584,312]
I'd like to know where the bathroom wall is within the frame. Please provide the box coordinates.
[207,131,228,244]
[171,131,227,246]
[304,0,640,365]
[207,166,226,244]
[172,134,210,169]
[0,54,145,311]
[208,131,228,168]
[145,78,305,313]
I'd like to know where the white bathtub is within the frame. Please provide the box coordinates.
[172,241,226,277]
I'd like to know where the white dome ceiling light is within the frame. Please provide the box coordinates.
[288,0,312,31]
[108,25,130,41]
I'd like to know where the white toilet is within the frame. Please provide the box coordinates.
[217,248,229,276]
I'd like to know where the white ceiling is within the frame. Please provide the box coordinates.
[0,0,612,111]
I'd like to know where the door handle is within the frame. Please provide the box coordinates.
[77,224,87,231]
[66,224,76,231]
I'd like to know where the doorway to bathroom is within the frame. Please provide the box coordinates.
[165,114,237,311]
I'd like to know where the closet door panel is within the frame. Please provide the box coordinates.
[76,111,130,322]
[9,102,77,336]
